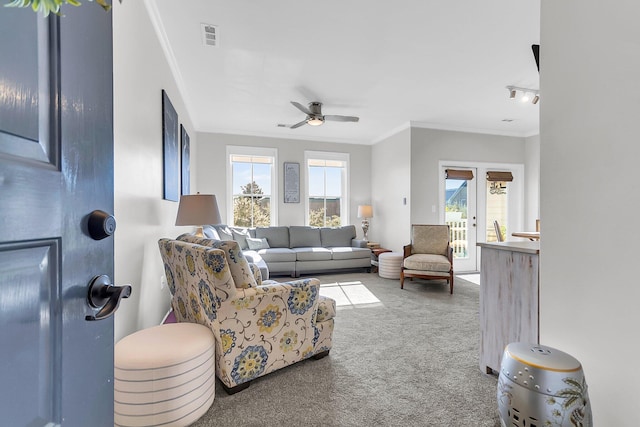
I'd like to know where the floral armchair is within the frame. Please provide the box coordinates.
[158,237,336,394]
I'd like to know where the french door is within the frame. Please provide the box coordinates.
[444,167,477,272]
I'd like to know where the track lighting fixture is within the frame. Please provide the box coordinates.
[506,86,540,105]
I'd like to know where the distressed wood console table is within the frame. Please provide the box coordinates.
[476,241,540,374]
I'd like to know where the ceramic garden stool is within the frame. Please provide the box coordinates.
[378,252,403,279]
[114,323,216,427]
[497,342,592,427]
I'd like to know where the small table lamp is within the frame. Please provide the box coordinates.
[357,205,373,241]
[175,194,222,237]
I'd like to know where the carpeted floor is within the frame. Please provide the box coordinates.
[192,272,500,427]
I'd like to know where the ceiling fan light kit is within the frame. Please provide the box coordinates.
[288,101,359,129]
[506,86,540,105]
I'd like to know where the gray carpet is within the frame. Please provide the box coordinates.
[192,272,500,427]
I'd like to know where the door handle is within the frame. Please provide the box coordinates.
[86,275,132,321]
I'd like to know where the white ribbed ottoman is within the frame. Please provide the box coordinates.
[379,252,403,279]
[114,323,215,427]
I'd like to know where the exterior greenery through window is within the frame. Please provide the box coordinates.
[306,154,348,227]
[230,153,274,227]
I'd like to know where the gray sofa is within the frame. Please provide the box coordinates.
[202,224,371,278]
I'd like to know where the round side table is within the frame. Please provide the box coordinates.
[378,252,403,279]
[114,323,216,427]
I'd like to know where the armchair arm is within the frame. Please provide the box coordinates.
[403,244,412,258]
[235,278,321,299]
[351,238,368,248]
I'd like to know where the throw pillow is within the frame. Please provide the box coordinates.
[231,227,250,250]
[247,237,270,250]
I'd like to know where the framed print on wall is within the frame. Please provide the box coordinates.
[162,90,179,202]
[284,162,300,203]
[180,124,190,195]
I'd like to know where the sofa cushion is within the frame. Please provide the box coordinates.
[403,253,451,272]
[247,237,270,250]
[411,225,449,256]
[202,225,221,240]
[230,227,251,250]
[330,247,371,260]
[320,225,356,248]
[256,247,297,263]
[293,247,332,261]
[255,226,289,248]
[289,226,322,248]
[214,225,234,241]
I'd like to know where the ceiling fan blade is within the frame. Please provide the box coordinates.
[324,115,359,123]
[290,119,308,129]
[291,101,311,115]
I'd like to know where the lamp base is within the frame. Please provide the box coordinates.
[194,226,204,237]
[361,219,370,241]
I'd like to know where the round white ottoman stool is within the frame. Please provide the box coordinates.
[379,252,403,279]
[114,323,215,427]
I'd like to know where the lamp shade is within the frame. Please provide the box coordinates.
[175,194,222,226]
[357,205,373,218]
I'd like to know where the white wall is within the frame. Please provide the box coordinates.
[195,133,371,233]
[540,1,640,424]
[524,134,540,230]
[113,1,198,341]
[370,128,412,252]
[410,127,527,224]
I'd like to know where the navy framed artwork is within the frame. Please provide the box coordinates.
[180,124,190,195]
[162,90,179,201]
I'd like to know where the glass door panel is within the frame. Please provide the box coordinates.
[445,168,477,272]
[486,181,509,242]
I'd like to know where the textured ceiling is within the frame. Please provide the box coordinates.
[150,0,540,144]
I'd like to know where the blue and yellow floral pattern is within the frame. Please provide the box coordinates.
[158,238,335,390]
[198,279,217,321]
[257,304,282,333]
[220,329,236,355]
[279,330,298,352]
[177,234,257,289]
[231,345,268,383]
[288,283,318,314]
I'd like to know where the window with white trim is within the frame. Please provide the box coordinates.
[227,146,277,227]
[305,151,349,226]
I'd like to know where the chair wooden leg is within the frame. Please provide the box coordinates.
[400,271,404,289]
[449,272,454,294]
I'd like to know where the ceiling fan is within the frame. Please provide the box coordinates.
[287,101,359,129]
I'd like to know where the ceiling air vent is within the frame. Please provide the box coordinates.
[201,23,218,47]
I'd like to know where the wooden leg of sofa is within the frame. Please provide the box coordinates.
[312,349,330,360]
[221,380,251,395]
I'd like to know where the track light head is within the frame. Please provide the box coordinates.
[506,85,539,105]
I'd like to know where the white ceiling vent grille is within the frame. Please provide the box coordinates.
[201,23,218,47]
